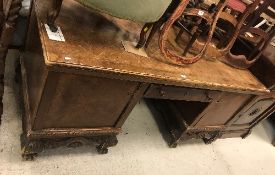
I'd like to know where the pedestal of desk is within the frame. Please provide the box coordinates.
[20,0,272,157]
[20,54,147,159]
[145,84,275,147]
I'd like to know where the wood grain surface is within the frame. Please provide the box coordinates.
[34,0,268,95]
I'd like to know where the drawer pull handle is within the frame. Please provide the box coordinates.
[159,90,165,97]
[249,108,261,116]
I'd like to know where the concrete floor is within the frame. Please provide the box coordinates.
[1,50,275,175]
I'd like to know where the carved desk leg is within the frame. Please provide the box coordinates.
[21,134,41,160]
[0,0,22,124]
[241,129,252,139]
[96,136,118,154]
[21,134,118,160]
[47,0,63,32]
[202,131,222,144]
[168,129,184,148]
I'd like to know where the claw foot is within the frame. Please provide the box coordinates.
[96,144,108,154]
[22,153,38,161]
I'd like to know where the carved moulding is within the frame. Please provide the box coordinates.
[168,125,224,148]
[21,133,118,160]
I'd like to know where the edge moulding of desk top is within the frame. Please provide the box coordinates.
[34,0,268,95]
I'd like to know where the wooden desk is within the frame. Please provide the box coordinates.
[20,0,272,159]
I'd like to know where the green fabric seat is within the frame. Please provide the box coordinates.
[77,0,173,23]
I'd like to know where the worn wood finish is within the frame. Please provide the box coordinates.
[0,0,22,124]
[34,0,267,95]
[20,3,148,159]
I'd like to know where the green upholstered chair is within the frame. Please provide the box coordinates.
[47,0,175,49]
[77,0,172,23]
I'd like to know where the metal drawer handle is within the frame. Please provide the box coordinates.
[249,108,261,116]
[159,89,166,97]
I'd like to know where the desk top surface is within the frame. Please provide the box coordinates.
[34,0,268,95]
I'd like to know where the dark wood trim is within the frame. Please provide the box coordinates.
[115,83,149,128]
[27,127,121,140]
[21,133,118,160]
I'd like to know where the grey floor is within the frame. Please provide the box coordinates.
[1,50,275,175]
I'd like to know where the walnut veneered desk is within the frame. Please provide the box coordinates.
[20,0,271,159]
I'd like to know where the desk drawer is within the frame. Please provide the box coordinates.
[144,84,220,102]
[233,97,275,125]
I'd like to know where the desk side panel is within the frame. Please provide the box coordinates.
[34,72,140,130]
[23,6,48,124]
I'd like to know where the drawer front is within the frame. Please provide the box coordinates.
[233,98,275,125]
[144,84,220,102]
[195,93,252,126]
